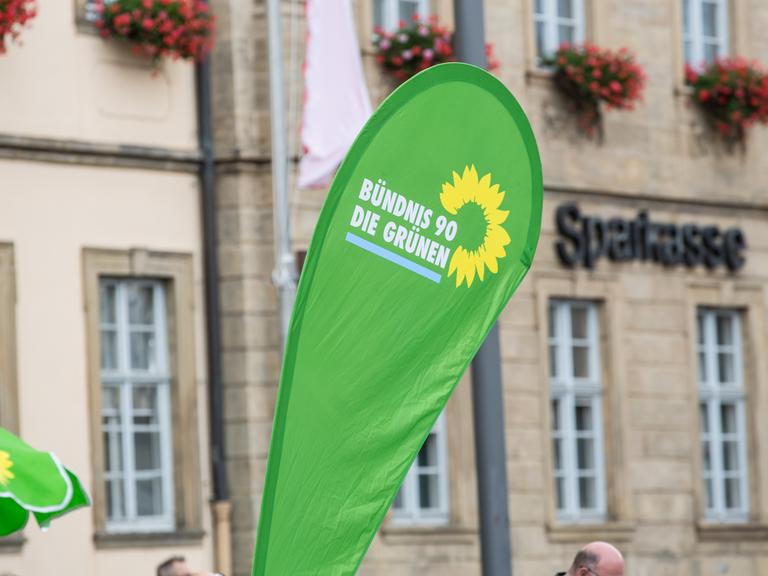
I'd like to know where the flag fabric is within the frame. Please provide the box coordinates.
[297,0,372,189]
[0,427,90,536]
[254,63,542,575]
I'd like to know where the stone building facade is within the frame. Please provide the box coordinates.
[0,1,766,576]
[0,2,215,575]
[209,1,768,575]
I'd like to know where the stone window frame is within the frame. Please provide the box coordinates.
[687,281,768,541]
[535,272,635,543]
[532,0,586,66]
[0,244,18,434]
[548,299,607,523]
[523,0,603,75]
[83,248,204,547]
[672,0,750,87]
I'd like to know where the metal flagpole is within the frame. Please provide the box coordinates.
[452,2,514,575]
[266,0,297,351]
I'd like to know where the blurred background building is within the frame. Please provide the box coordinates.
[1,1,768,575]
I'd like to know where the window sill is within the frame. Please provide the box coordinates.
[0,534,25,554]
[380,523,477,546]
[93,528,205,549]
[674,84,694,98]
[697,522,768,542]
[546,521,635,543]
[525,67,555,88]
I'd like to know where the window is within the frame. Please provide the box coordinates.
[549,300,605,522]
[0,244,18,433]
[84,249,202,542]
[391,413,449,525]
[697,309,748,522]
[100,279,174,532]
[534,0,585,63]
[374,0,429,32]
[683,0,729,67]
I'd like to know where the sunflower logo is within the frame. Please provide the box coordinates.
[0,450,14,487]
[440,165,510,287]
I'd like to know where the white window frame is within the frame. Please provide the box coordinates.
[697,308,748,522]
[100,279,175,533]
[549,300,606,523]
[391,412,449,525]
[374,0,430,33]
[683,0,729,67]
[534,0,585,63]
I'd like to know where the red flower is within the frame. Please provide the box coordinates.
[698,89,710,102]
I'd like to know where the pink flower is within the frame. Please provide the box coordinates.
[402,49,413,60]
[422,48,434,60]
[379,39,390,50]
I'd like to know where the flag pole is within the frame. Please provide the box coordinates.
[452,3,514,575]
[267,0,297,352]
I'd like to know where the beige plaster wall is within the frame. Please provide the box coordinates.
[0,160,213,576]
[0,2,197,150]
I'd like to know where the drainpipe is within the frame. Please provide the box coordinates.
[195,5,231,574]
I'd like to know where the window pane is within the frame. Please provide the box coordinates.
[570,307,588,340]
[398,0,418,23]
[134,432,162,471]
[549,345,558,378]
[725,477,741,509]
[551,399,561,431]
[535,21,546,59]
[697,313,705,345]
[103,430,123,473]
[577,438,595,470]
[417,434,437,467]
[720,403,737,434]
[699,403,709,433]
[373,0,385,28]
[136,477,163,516]
[703,42,718,63]
[553,438,563,470]
[393,488,404,509]
[106,478,125,520]
[702,2,718,37]
[418,473,438,509]
[716,315,734,346]
[128,284,154,325]
[557,0,573,18]
[572,345,589,378]
[683,0,690,33]
[701,440,711,471]
[698,351,707,383]
[717,352,734,384]
[558,24,575,46]
[133,386,159,426]
[555,477,565,510]
[535,0,545,14]
[722,440,739,472]
[575,403,593,432]
[578,476,596,509]
[704,476,714,509]
[130,332,156,371]
[100,283,117,324]
[101,330,118,370]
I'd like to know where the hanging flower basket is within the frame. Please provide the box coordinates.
[686,58,768,141]
[544,43,645,136]
[373,15,499,84]
[95,0,215,63]
[0,0,37,54]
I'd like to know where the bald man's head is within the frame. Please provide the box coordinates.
[566,541,624,576]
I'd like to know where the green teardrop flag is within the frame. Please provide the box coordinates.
[254,63,542,575]
[0,427,90,536]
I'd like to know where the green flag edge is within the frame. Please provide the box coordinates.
[254,62,543,574]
